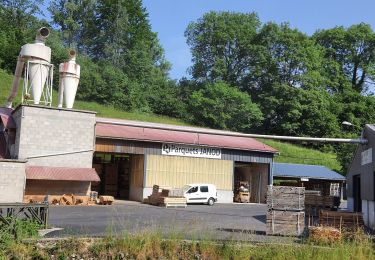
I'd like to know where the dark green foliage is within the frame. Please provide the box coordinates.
[187,82,263,132]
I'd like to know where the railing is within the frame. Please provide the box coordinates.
[0,202,49,229]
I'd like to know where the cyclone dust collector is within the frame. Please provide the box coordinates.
[6,27,53,108]
[58,50,80,109]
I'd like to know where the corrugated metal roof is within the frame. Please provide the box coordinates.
[0,108,15,129]
[273,163,345,181]
[26,166,100,182]
[96,122,277,153]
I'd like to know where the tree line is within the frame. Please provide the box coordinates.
[1,1,375,171]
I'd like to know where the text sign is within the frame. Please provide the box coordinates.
[361,148,372,166]
[162,143,222,159]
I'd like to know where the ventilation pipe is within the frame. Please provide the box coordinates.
[6,27,51,108]
[58,50,80,109]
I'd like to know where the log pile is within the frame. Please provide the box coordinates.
[319,210,364,231]
[266,186,305,236]
[148,185,187,208]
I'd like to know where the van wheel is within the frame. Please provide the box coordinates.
[208,198,215,206]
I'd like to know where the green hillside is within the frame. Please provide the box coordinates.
[0,69,188,125]
[0,69,341,172]
[261,139,342,172]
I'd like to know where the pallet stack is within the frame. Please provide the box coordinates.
[148,185,187,208]
[266,186,305,236]
[319,210,364,231]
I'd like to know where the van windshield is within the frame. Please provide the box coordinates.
[183,185,192,193]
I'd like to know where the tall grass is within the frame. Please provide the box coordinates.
[2,231,374,260]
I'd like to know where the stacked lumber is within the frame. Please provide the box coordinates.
[99,195,114,205]
[305,192,340,216]
[148,185,187,208]
[266,186,305,236]
[319,210,364,231]
[266,210,305,236]
[267,186,304,210]
[309,226,342,244]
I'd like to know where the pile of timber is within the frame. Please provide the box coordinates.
[267,186,304,211]
[308,226,342,244]
[266,186,305,236]
[148,185,187,208]
[319,210,364,231]
[305,191,340,216]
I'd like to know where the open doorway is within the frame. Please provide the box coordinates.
[234,162,269,203]
[92,153,144,201]
[353,174,362,212]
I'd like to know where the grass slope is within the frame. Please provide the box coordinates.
[0,69,341,171]
[0,69,187,125]
[261,139,342,172]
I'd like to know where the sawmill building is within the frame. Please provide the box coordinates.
[0,105,277,204]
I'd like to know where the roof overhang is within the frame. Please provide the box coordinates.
[26,166,100,182]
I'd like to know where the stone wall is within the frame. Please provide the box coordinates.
[0,160,26,203]
[12,105,96,168]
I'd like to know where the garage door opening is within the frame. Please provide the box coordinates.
[92,153,144,201]
[234,162,269,203]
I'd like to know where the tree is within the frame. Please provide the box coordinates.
[187,82,263,132]
[314,24,375,93]
[185,11,261,87]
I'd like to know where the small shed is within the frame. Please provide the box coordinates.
[273,163,345,197]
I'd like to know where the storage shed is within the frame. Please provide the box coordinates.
[273,163,345,197]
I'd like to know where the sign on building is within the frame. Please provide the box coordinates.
[162,143,222,159]
[361,148,372,166]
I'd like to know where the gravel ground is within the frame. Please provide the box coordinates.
[46,201,299,243]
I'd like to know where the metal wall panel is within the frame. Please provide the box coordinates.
[130,155,144,188]
[145,155,233,190]
[95,138,274,163]
[347,125,375,201]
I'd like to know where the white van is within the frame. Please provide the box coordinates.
[183,184,217,205]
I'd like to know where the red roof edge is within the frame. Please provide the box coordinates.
[26,166,100,182]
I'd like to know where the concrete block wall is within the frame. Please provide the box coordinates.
[12,105,96,168]
[0,160,26,203]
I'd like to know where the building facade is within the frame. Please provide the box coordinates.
[347,124,375,229]
[0,105,277,204]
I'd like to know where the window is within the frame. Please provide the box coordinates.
[200,186,209,193]
[188,186,198,193]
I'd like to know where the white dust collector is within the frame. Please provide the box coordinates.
[57,50,80,109]
[6,27,53,108]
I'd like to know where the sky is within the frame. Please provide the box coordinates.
[142,0,375,80]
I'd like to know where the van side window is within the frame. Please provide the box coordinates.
[189,186,198,193]
[200,186,209,193]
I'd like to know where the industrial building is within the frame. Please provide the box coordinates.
[0,27,279,205]
[347,124,375,229]
[0,105,277,204]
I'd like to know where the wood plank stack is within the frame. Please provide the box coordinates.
[305,191,340,216]
[319,210,364,231]
[148,185,187,208]
[267,186,304,211]
[266,186,305,236]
